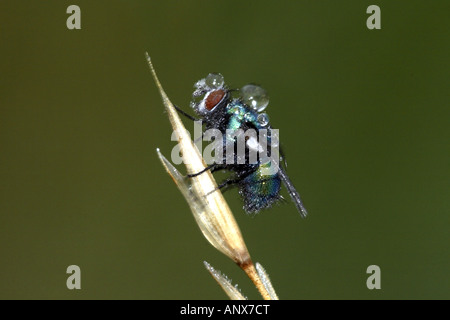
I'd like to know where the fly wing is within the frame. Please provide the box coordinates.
[278,167,308,218]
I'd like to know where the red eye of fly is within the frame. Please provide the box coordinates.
[205,89,225,110]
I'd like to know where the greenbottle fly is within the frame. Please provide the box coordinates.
[175,73,308,218]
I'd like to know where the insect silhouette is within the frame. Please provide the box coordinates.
[175,73,308,218]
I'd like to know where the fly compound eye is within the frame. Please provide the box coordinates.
[240,84,269,112]
[191,74,227,114]
[205,89,226,110]
[205,73,224,89]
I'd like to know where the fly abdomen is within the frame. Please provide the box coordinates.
[238,163,282,213]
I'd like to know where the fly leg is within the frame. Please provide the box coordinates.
[173,104,199,121]
[186,163,227,178]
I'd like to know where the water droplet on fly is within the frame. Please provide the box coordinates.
[240,84,269,112]
[205,73,224,89]
[257,113,269,127]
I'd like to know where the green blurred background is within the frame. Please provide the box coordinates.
[0,1,449,299]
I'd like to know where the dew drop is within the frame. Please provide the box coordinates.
[205,73,224,89]
[240,84,269,112]
[257,113,269,127]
